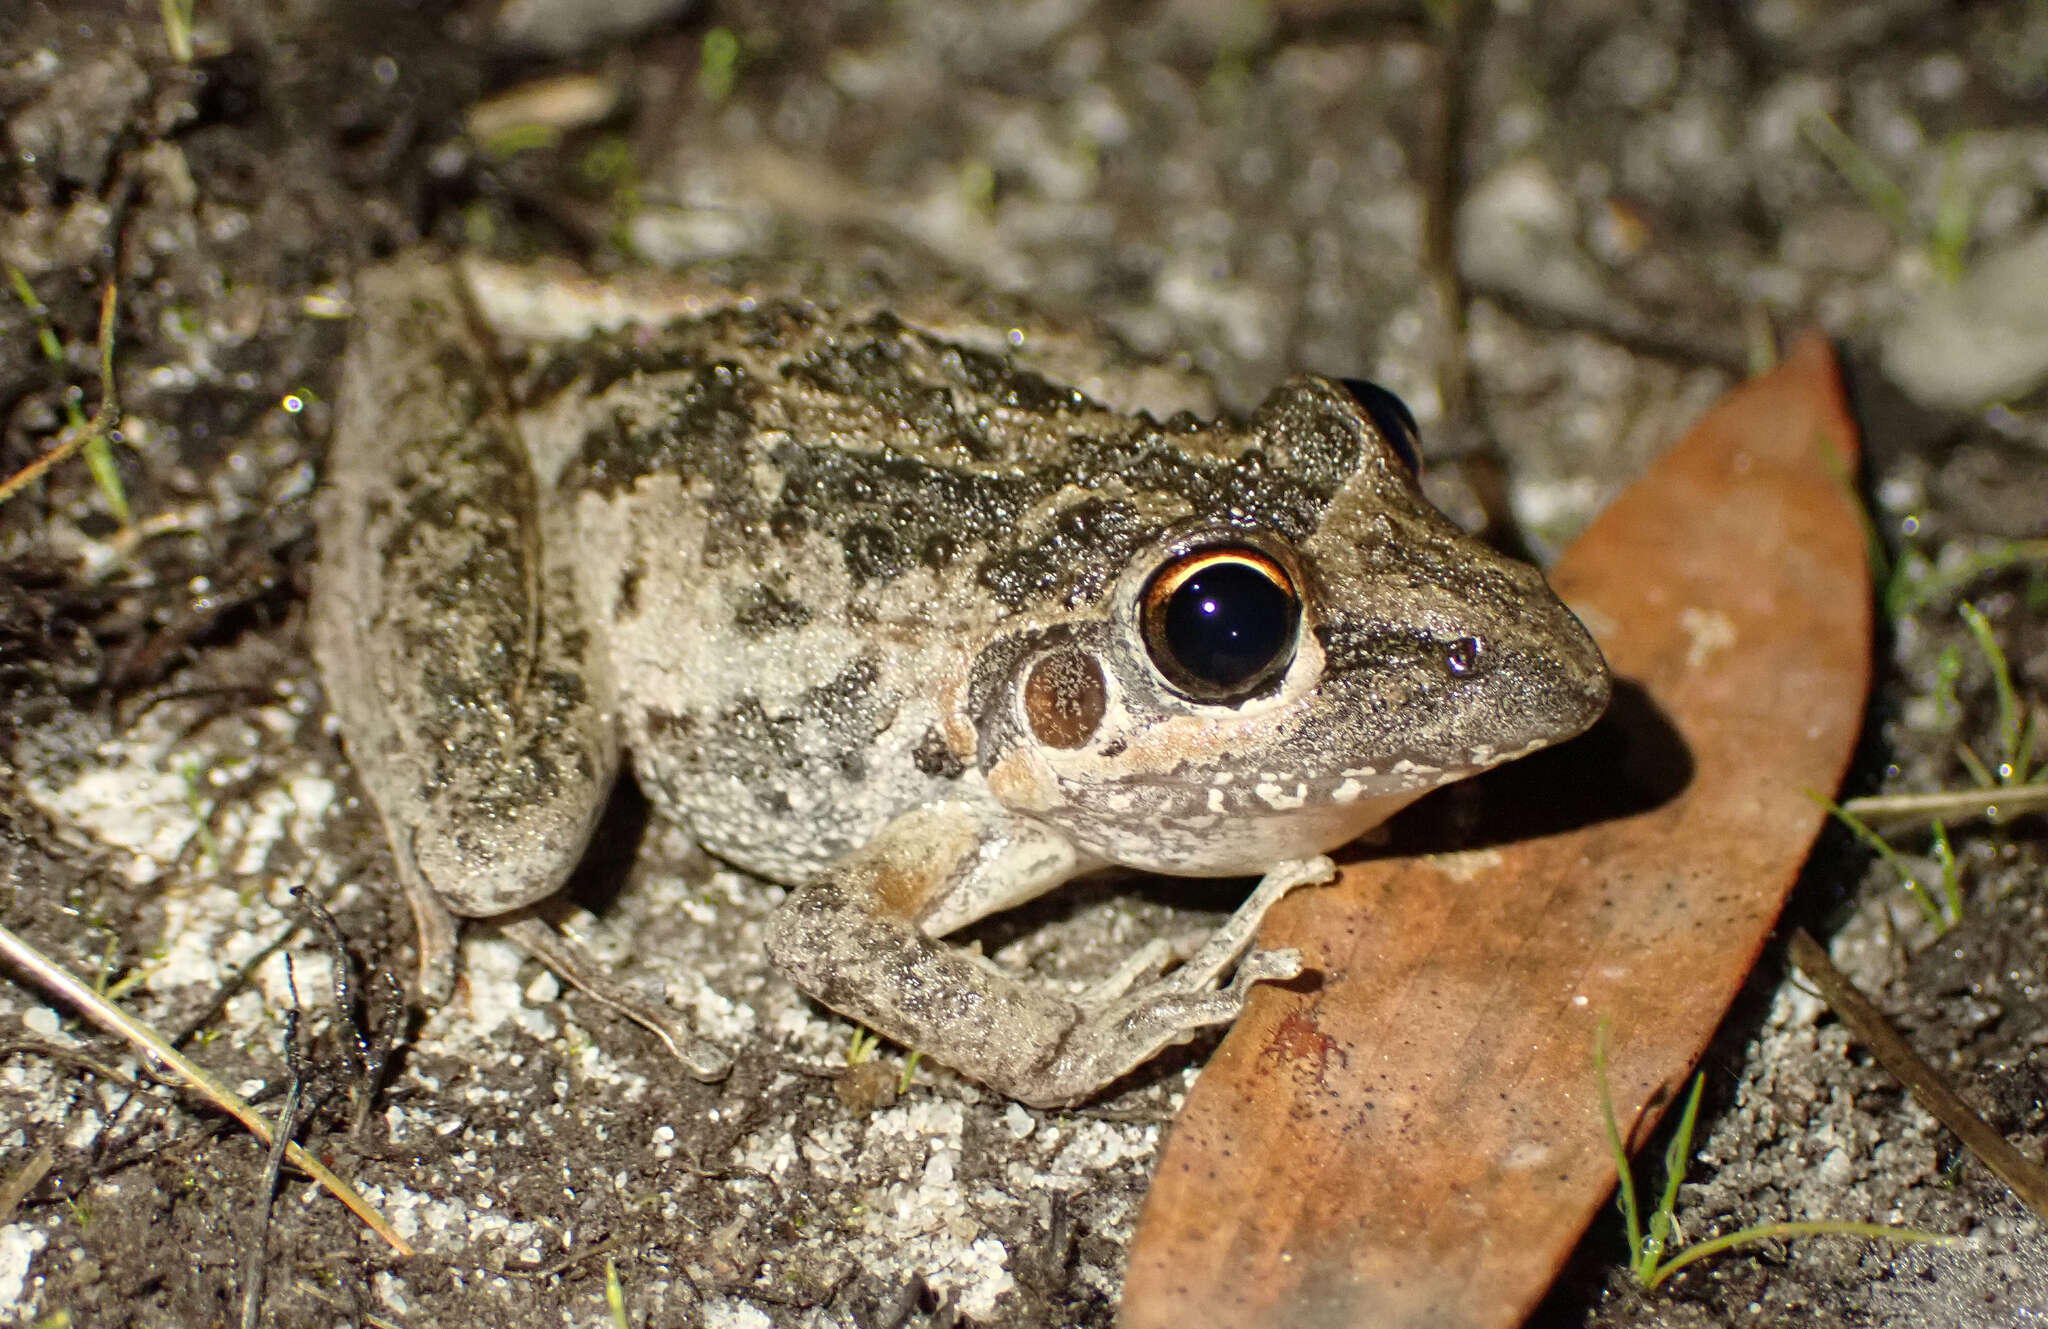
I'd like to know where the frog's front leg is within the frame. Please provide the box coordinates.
[765,805,1331,1107]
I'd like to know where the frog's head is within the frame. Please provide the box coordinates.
[975,375,1611,876]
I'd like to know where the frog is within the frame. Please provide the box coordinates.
[310,252,1611,1108]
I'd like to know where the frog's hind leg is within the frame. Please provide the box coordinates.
[312,255,623,1005]
[386,827,460,1005]
[498,917,732,1080]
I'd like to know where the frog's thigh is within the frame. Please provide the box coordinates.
[312,257,621,938]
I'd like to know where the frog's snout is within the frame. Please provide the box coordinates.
[1522,600,1613,742]
[1435,582,1612,761]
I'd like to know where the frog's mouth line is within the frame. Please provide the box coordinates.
[1079,730,1565,806]
[1073,760,1462,805]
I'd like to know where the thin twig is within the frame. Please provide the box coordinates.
[0,1038,145,1089]
[352,965,405,1137]
[0,1143,56,1221]
[509,1233,630,1281]
[0,921,414,1255]
[0,281,127,521]
[1789,929,2048,1223]
[84,912,306,1177]
[295,887,366,1082]
[239,985,308,1329]
[1841,784,2048,831]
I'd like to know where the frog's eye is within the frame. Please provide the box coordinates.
[1339,378,1423,475]
[1140,547,1302,702]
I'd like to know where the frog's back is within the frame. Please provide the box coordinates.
[509,296,1245,882]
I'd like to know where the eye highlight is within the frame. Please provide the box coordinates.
[1140,547,1302,702]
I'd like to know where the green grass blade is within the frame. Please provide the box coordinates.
[1801,112,1913,238]
[699,27,741,103]
[1929,819,1963,924]
[1594,1024,1646,1265]
[2011,707,2038,787]
[1930,134,1973,284]
[1643,1220,1956,1290]
[1958,603,2023,780]
[1888,540,2048,618]
[1811,792,1952,931]
[1650,1074,1706,1264]
[605,1257,629,1329]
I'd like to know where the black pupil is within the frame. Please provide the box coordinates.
[1161,561,1296,693]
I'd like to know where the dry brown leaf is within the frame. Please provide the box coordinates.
[1122,334,1871,1329]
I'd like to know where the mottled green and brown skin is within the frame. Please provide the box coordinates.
[312,254,1609,1106]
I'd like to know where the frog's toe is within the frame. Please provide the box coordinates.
[498,918,733,1083]
[1233,946,1305,988]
